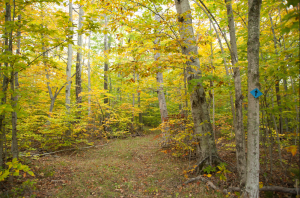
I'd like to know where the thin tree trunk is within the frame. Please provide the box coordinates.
[266,112,273,176]
[243,0,262,196]
[88,33,91,116]
[174,0,218,162]
[154,13,169,142]
[11,64,18,160]
[271,95,284,168]
[49,98,56,114]
[183,67,188,117]
[137,74,142,131]
[209,22,215,140]
[290,77,299,145]
[269,13,283,134]
[225,0,246,186]
[11,14,21,160]
[132,73,135,131]
[262,53,273,177]
[66,0,73,115]
[0,2,12,167]
[104,15,109,105]
[76,5,84,115]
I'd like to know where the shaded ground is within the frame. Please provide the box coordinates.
[26,132,224,198]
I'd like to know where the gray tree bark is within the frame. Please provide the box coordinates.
[192,0,236,134]
[76,5,84,114]
[137,74,143,131]
[225,0,246,186]
[88,33,91,116]
[104,15,109,105]
[243,0,262,197]
[11,14,21,160]
[66,0,73,115]
[174,0,217,161]
[154,13,169,142]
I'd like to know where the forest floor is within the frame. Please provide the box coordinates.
[20,130,224,198]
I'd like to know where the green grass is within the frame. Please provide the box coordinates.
[32,133,223,198]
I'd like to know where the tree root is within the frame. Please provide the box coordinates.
[193,155,236,173]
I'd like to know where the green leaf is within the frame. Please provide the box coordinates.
[27,171,35,176]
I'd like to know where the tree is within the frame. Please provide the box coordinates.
[174,0,218,162]
[104,14,109,105]
[243,0,262,196]
[154,13,169,143]
[76,5,84,115]
[66,0,73,121]
[225,0,246,186]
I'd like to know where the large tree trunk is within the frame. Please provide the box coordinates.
[174,0,217,161]
[76,5,84,114]
[225,0,246,186]
[193,1,236,135]
[243,0,262,197]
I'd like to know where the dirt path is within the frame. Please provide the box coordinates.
[31,134,222,198]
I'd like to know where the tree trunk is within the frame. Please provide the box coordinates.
[76,5,84,114]
[49,97,56,114]
[193,1,236,132]
[11,67,18,160]
[104,15,109,105]
[66,0,73,115]
[174,0,218,161]
[11,14,21,160]
[137,74,143,131]
[132,73,135,131]
[225,0,246,186]
[271,95,284,168]
[209,22,215,140]
[269,13,283,134]
[0,2,12,166]
[290,77,299,145]
[243,0,262,197]
[88,33,91,116]
[154,13,169,141]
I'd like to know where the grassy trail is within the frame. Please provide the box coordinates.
[33,133,222,198]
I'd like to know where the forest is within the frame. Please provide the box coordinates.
[0,0,299,197]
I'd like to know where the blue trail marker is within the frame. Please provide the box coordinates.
[250,88,263,98]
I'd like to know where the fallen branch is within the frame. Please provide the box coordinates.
[228,186,300,195]
[20,143,109,158]
[183,176,233,196]
[184,176,300,195]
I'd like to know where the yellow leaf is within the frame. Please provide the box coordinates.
[207,174,212,178]
[259,182,263,189]
[285,145,298,156]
